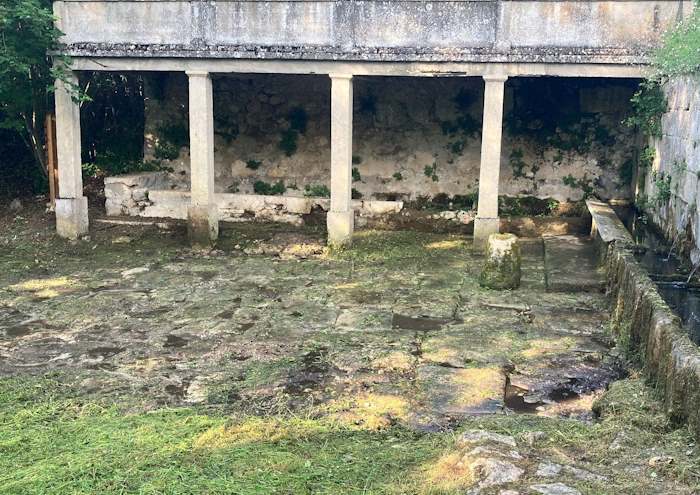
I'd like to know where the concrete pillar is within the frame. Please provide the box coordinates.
[474,74,508,248]
[186,71,218,246]
[327,74,354,247]
[54,71,89,239]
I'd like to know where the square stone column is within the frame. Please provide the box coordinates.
[474,74,508,249]
[186,71,219,247]
[327,74,354,247]
[54,71,89,239]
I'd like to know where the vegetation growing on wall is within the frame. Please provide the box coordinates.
[277,107,308,157]
[304,184,330,198]
[253,180,286,196]
[246,159,262,170]
[654,7,700,77]
[624,81,667,139]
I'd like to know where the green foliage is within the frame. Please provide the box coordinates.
[352,167,361,182]
[392,172,403,181]
[82,157,166,178]
[351,188,362,199]
[423,163,438,182]
[562,174,595,199]
[279,129,298,157]
[158,123,188,149]
[154,141,180,160]
[452,192,478,210]
[213,112,239,143]
[448,140,466,155]
[0,0,78,190]
[245,160,261,171]
[253,180,286,196]
[304,184,330,198]
[287,107,308,134]
[81,73,147,173]
[352,155,362,165]
[624,81,667,138]
[498,196,560,217]
[651,171,672,206]
[637,146,656,189]
[654,7,700,77]
[153,122,188,160]
[441,88,480,141]
[505,79,625,157]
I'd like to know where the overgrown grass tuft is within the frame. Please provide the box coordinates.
[0,376,448,495]
[655,8,700,77]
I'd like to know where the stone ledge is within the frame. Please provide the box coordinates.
[604,231,700,441]
[57,43,651,65]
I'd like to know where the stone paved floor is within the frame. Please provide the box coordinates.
[2,206,699,494]
[0,221,618,429]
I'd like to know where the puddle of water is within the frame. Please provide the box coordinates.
[164,335,188,348]
[626,215,700,346]
[391,314,455,331]
[6,325,32,337]
[655,282,700,345]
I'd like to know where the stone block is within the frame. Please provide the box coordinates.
[479,233,521,290]
[188,204,219,247]
[56,196,89,239]
[327,210,354,247]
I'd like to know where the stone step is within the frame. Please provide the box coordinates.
[544,235,603,292]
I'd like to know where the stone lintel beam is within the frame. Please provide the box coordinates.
[327,73,354,248]
[474,74,508,249]
[54,69,89,239]
[186,70,219,246]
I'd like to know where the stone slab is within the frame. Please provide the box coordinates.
[544,235,603,292]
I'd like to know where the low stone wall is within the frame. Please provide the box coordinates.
[589,202,700,440]
[607,244,700,439]
[104,171,406,226]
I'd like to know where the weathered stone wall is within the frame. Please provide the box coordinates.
[642,76,700,261]
[143,73,639,205]
[588,201,700,441]
[55,0,691,65]
[606,242,700,441]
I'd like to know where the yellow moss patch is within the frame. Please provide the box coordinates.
[193,418,313,450]
[9,277,78,298]
[327,392,410,430]
[451,367,504,406]
[425,240,466,251]
[333,281,361,290]
[423,451,474,492]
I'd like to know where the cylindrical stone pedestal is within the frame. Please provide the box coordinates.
[479,233,521,289]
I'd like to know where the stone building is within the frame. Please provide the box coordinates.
[52,0,691,246]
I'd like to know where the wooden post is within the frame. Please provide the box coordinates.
[45,112,59,207]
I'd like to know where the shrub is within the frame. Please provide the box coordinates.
[654,8,700,77]
[254,180,286,196]
[624,81,666,138]
[246,159,262,170]
[304,184,330,198]
[279,129,298,157]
